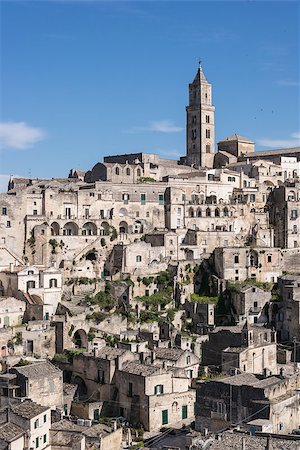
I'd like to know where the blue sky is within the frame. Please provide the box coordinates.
[0,0,299,190]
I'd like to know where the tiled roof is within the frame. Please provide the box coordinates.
[11,400,48,419]
[218,134,254,143]
[51,419,111,436]
[11,360,61,379]
[0,422,24,443]
[97,347,128,360]
[209,431,299,449]
[154,347,185,361]
[121,362,161,376]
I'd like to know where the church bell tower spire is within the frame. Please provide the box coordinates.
[186,63,215,168]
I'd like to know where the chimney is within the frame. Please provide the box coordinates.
[242,437,246,450]
[151,351,155,363]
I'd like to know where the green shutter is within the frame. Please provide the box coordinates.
[141,193,146,205]
[182,405,188,419]
[162,409,168,425]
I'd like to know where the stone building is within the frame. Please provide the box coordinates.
[275,274,300,341]
[10,360,63,409]
[50,419,123,450]
[268,181,300,249]
[195,372,300,435]
[202,323,277,375]
[0,296,25,328]
[115,360,196,431]
[230,284,270,325]
[212,247,283,283]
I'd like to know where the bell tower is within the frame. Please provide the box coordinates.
[186,64,215,168]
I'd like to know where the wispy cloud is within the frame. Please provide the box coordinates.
[0,122,46,150]
[275,80,300,87]
[123,120,183,134]
[257,132,300,149]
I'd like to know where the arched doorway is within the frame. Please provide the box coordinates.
[73,376,88,401]
[73,329,88,349]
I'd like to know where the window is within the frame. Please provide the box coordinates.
[90,192,94,197]
[43,414,47,423]
[267,255,272,263]
[250,194,256,202]
[205,115,210,123]
[137,169,141,177]
[27,280,36,290]
[35,437,39,448]
[28,270,34,275]
[140,193,146,205]
[2,207,7,215]
[234,255,239,264]
[154,384,164,395]
[158,194,164,205]
[206,129,210,139]
[182,405,188,419]
[33,210,37,215]
[254,301,258,308]
[162,409,168,425]
[291,209,298,219]
[115,167,120,175]
[43,434,47,444]
[177,208,181,215]
[186,356,191,364]
[49,278,57,288]
[136,255,142,262]
[122,193,130,203]
[126,168,130,176]
[228,176,236,182]
[136,211,139,218]
[6,221,11,228]
[128,382,133,397]
[206,144,211,153]
[98,193,102,200]
[34,419,39,429]
[98,369,105,383]
[293,225,298,234]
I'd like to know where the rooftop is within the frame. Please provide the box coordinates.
[121,361,162,377]
[11,400,48,419]
[51,419,112,437]
[154,347,185,361]
[0,422,25,443]
[11,360,61,379]
[208,431,299,450]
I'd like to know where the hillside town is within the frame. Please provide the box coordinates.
[1,65,300,449]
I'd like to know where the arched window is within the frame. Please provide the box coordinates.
[189,207,194,218]
[215,208,220,217]
[137,169,141,177]
[115,167,120,175]
[206,208,211,217]
[197,208,202,217]
[49,278,57,288]
[126,168,130,176]
[223,207,229,217]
